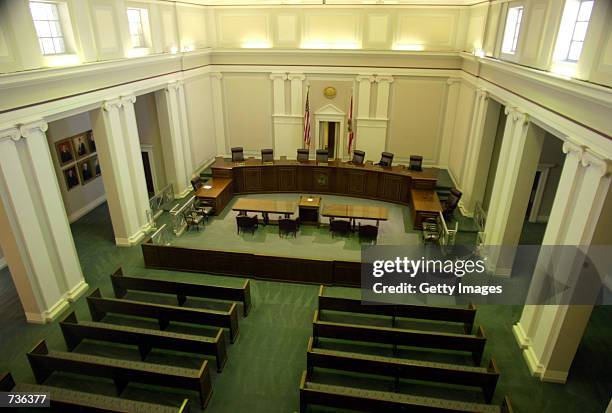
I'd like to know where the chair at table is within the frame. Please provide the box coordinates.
[236,215,258,235]
[329,219,351,237]
[358,223,378,244]
[279,217,300,238]
[194,200,213,221]
[261,148,274,162]
[191,176,203,192]
[231,147,244,162]
[351,150,365,165]
[409,155,423,171]
[377,152,394,167]
[316,149,329,163]
[297,149,310,162]
[422,217,440,244]
[184,211,204,231]
[442,188,462,221]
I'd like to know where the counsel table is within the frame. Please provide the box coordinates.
[410,189,442,230]
[211,156,438,209]
[232,198,297,225]
[194,177,233,215]
[321,204,389,227]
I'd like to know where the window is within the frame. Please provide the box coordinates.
[501,6,524,54]
[29,1,66,55]
[127,8,147,48]
[563,0,593,62]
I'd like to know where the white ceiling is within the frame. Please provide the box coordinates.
[175,0,483,6]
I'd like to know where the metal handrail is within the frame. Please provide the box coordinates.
[170,195,196,236]
[149,183,175,220]
[149,224,170,245]
[438,211,458,246]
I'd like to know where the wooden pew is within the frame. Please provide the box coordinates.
[111,267,252,316]
[299,371,513,413]
[59,311,228,372]
[26,340,212,408]
[87,288,239,343]
[306,337,499,403]
[0,372,190,412]
[312,310,486,365]
[318,285,476,334]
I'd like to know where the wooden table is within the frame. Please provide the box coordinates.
[232,198,297,225]
[298,196,321,225]
[410,189,442,230]
[194,178,233,215]
[321,204,389,227]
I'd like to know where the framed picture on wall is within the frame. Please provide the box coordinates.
[73,133,90,159]
[86,131,96,153]
[63,166,80,191]
[55,138,75,166]
[91,155,101,177]
[78,159,94,184]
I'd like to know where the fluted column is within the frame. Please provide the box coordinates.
[374,75,393,119]
[288,73,306,117]
[270,73,297,157]
[355,75,385,160]
[176,81,194,181]
[356,75,375,119]
[0,124,87,323]
[210,73,227,156]
[438,78,462,168]
[270,73,287,116]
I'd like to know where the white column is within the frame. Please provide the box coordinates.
[356,75,374,119]
[355,75,385,160]
[0,125,87,323]
[270,72,287,116]
[287,73,307,153]
[119,95,152,231]
[176,80,194,179]
[515,150,611,383]
[438,79,462,169]
[375,75,393,119]
[270,73,297,157]
[288,73,306,116]
[210,73,227,156]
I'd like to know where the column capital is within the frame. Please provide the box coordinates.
[375,75,394,83]
[103,98,124,112]
[505,107,528,125]
[287,73,305,81]
[20,120,48,138]
[476,88,488,100]
[356,75,376,83]
[166,81,181,92]
[562,141,585,157]
[581,151,612,177]
[0,127,21,143]
[270,72,288,81]
[120,94,137,105]
[446,78,461,85]
[210,72,223,80]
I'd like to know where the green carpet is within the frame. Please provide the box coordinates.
[0,202,609,413]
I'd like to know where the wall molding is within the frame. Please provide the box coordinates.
[67,194,107,224]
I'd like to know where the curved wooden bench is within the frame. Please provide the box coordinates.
[59,311,227,372]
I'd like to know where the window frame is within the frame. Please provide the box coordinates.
[501,5,525,56]
[563,0,593,62]
[127,7,147,49]
[29,1,68,56]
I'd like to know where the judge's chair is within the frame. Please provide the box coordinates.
[377,152,394,167]
[409,155,423,171]
[231,147,244,162]
[297,149,310,162]
[442,188,463,221]
[316,149,329,163]
[191,176,203,192]
[261,148,274,163]
[351,150,365,165]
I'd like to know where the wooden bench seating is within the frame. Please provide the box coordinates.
[299,371,513,413]
[59,311,228,372]
[26,340,212,408]
[306,337,499,403]
[0,372,190,413]
[87,288,239,343]
[318,285,476,334]
[111,267,252,316]
[312,310,486,365]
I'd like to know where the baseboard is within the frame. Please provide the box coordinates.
[0,257,6,270]
[512,322,530,349]
[195,156,217,175]
[25,297,71,324]
[522,344,545,378]
[66,280,89,302]
[68,194,107,223]
[541,368,568,383]
[446,168,461,190]
[115,229,146,246]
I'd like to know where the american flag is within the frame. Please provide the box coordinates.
[347,93,354,154]
[303,87,311,147]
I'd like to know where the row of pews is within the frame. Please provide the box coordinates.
[1,267,253,412]
[299,285,514,413]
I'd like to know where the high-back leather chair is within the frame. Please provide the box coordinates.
[261,148,274,162]
[351,150,365,165]
[231,147,244,162]
[443,188,463,221]
[297,149,310,162]
[409,155,423,171]
[316,149,329,163]
[377,152,394,167]
[190,176,203,191]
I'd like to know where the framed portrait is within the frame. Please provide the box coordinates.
[90,155,101,177]
[55,138,75,166]
[86,131,96,153]
[78,159,94,184]
[73,133,90,159]
[63,166,80,191]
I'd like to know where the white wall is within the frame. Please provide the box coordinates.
[447,81,476,187]
[184,75,217,170]
[46,112,106,223]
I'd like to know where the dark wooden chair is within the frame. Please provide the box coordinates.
[261,148,274,162]
[443,188,463,221]
[194,200,213,221]
[297,148,310,161]
[358,223,378,243]
[184,211,203,231]
[377,152,394,167]
[330,219,351,237]
[409,155,423,171]
[279,217,300,237]
[422,217,440,244]
[236,214,258,234]
[191,176,203,191]
[231,146,244,162]
[351,150,365,165]
[316,149,329,163]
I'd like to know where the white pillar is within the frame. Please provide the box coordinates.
[176,80,194,178]
[288,73,306,116]
[355,75,386,160]
[375,76,393,120]
[270,72,287,116]
[287,73,307,153]
[270,72,297,158]
[356,75,374,119]
[0,125,87,323]
[438,79,462,169]
[210,73,227,156]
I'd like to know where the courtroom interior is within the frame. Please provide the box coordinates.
[0,0,611,412]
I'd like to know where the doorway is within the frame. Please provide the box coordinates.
[319,121,340,160]
[141,151,155,196]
